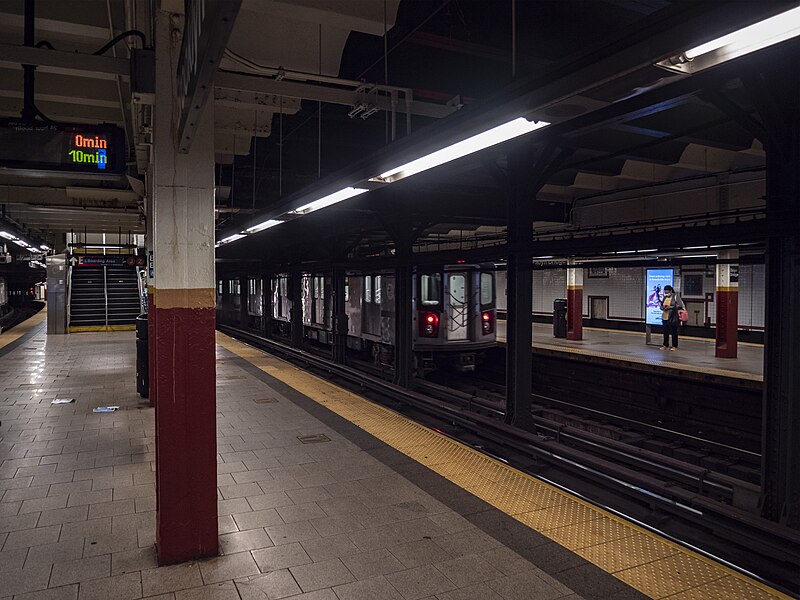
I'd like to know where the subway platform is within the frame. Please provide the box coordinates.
[0,324,788,600]
[496,322,763,382]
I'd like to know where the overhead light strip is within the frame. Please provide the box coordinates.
[289,187,369,215]
[375,117,550,183]
[218,116,550,247]
[244,219,283,234]
[657,5,800,73]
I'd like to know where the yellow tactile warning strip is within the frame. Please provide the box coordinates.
[0,308,46,349]
[68,324,136,333]
[216,332,790,600]
[533,341,763,383]
[496,334,762,383]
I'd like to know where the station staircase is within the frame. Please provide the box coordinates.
[68,265,141,332]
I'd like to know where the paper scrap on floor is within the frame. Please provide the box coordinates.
[52,398,75,404]
[93,406,119,412]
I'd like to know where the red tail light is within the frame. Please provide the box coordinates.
[481,310,495,334]
[419,311,440,338]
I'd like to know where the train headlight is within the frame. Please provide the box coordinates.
[419,312,440,338]
[481,310,494,334]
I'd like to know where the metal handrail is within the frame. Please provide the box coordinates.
[103,265,109,330]
[66,263,73,330]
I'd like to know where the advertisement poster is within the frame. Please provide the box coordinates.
[645,268,674,326]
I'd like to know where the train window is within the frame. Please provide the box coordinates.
[480,273,493,306]
[420,273,442,306]
[345,279,349,302]
[314,276,324,299]
[228,280,240,295]
[279,277,287,297]
[365,276,372,303]
[374,276,382,304]
[449,274,466,304]
[217,280,223,295]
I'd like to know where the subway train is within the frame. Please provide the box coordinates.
[217,264,497,373]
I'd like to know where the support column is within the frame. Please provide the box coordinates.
[566,260,584,341]
[290,272,303,348]
[753,52,800,528]
[332,268,348,364]
[239,275,248,329]
[150,10,217,564]
[394,243,413,388]
[715,250,738,358]
[505,150,534,427]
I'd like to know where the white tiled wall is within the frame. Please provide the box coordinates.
[533,269,566,313]
[513,264,766,330]
[582,267,644,320]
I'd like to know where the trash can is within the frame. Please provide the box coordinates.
[553,298,567,338]
[136,313,149,398]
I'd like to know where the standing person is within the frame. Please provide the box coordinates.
[660,285,684,351]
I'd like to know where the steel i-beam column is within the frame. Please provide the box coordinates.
[290,272,304,348]
[505,150,534,427]
[566,259,584,341]
[715,250,739,358]
[394,244,413,388]
[333,268,348,364]
[758,54,800,529]
[151,10,217,564]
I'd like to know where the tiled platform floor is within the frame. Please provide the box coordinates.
[0,329,602,600]
[496,322,763,380]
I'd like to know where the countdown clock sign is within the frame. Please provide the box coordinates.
[0,120,125,174]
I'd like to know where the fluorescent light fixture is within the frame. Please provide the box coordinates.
[615,250,636,254]
[40,244,51,251]
[244,219,283,234]
[376,117,550,182]
[636,249,658,253]
[0,231,17,240]
[682,245,709,250]
[658,5,800,73]
[219,233,246,245]
[14,240,30,248]
[290,187,368,215]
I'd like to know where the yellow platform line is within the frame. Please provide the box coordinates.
[0,308,46,349]
[216,331,790,600]
[496,334,762,383]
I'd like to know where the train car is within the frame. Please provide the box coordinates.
[0,276,9,319]
[261,263,496,373]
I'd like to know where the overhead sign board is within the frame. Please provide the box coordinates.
[645,268,674,326]
[175,0,242,153]
[0,120,125,174]
[76,254,145,267]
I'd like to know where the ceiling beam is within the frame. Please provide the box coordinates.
[0,43,129,78]
[215,71,458,119]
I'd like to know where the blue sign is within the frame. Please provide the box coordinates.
[645,268,674,326]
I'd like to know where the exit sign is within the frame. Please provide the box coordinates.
[0,120,125,174]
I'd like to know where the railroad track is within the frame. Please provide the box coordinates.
[427,373,762,484]
[217,324,800,594]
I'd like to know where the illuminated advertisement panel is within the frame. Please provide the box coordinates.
[645,268,674,326]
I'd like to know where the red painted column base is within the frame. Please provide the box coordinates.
[566,288,583,341]
[715,289,738,358]
[154,305,218,564]
[147,291,156,407]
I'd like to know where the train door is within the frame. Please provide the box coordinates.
[446,272,469,340]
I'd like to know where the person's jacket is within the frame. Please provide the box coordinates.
[660,293,684,322]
